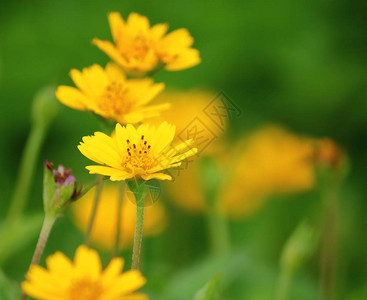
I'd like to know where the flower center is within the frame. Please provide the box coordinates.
[124,135,153,170]
[69,279,103,300]
[122,34,151,62]
[99,82,131,115]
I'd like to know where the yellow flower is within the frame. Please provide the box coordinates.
[22,245,148,300]
[72,184,166,250]
[56,63,168,124]
[219,126,315,218]
[92,12,201,74]
[78,122,198,181]
[167,125,315,218]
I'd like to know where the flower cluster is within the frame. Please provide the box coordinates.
[21,11,200,300]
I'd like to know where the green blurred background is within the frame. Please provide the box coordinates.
[1,0,367,299]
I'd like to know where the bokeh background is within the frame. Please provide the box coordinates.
[1,0,367,299]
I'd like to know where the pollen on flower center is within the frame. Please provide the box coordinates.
[124,135,154,170]
[69,278,103,300]
[99,82,131,115]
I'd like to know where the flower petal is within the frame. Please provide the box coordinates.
[55,86,87,110]
[108,12,125,43]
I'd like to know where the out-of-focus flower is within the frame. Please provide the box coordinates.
[93,12,201,74]
[56,63,167,124]
[22,245,147,300]
[43,161,78,217]
[78,122,197,181]
[167,126,316,218]
[72,184,167,250]
[148,90,226,154]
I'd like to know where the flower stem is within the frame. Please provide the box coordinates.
[84,178,104,246]
[276,268,291,300]
[112,182,125,258]
[20,214,56,300]
[320,183,338,300]
[6,123,46,229]
[128,180,146,270]
[206,202,230,256]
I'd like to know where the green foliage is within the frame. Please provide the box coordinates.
[0,270,21,300]
[194,274,221,300]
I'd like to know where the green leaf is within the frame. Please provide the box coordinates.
[194,274,221,300]
[0,270,21,300]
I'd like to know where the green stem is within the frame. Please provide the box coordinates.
[276,268,291,300]
[6,123,46,228]
[206,202,230,256]
[320,184,338,300]
[20,214,56,300]
[0,124,46,265]
[129,180,146,270]
[112,182,125,258]
[84,179,104,246]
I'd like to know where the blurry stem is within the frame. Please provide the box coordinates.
[206,201,230,256]
[20,214,56,300]
[320,183,338,300]
[0,123,46,266]
[276,268,291,300]
[5,123,46,230]
[112,182,125,258]
[84,177,104,246]
[130,182,146,270]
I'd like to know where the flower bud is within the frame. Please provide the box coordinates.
[43,160,77,217]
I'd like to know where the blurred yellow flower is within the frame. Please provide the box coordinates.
[56,63,167,124]
[22,245,148,300]
[219,126,315,218]
[72,184,167,250]
[93,12,201,74]
[167,125,316,218]
[78,122,198,181]
[148,90,226,154]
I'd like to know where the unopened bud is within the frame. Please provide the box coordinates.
[43,160,77,217]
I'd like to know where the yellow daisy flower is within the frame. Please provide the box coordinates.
[93,12,201,74]
[78,122,198,181]
[56,63,168,124]
[22,245,148,300]
[167,125,316,218]
[72,184,167,250]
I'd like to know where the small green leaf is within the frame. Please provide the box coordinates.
[194,274,221,300]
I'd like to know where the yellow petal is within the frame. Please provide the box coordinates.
[105,62,126,82]
[165,48,201,71]
[102,257,124,285]
[161,28,194,49]
[55,86,87,110]
[126,12,150,33]
[151,23,168,39]
[108,12,125,43]
[141,173,172,181]
[92,39,127,67]
[104,270,146,297]
[73,246,102,280]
